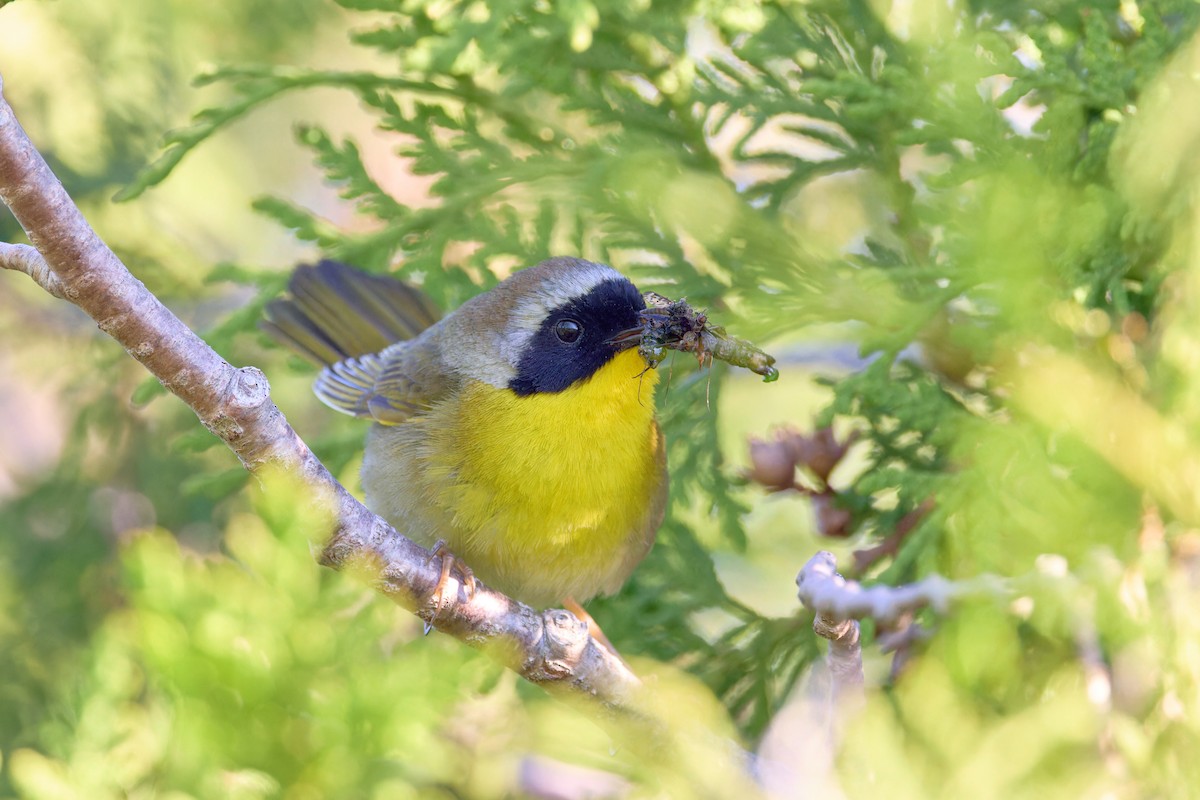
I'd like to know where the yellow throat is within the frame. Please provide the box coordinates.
[424,348,662,604]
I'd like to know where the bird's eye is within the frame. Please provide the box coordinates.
[554,319,583,343]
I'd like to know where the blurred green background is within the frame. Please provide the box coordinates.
[5,0,1200,796]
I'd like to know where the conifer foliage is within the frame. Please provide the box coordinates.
[9,0,1200,795]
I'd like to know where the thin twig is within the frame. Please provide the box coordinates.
[877,614,930,682]
[799,553,866,703]
[851,497,935,575]
[0,241,66,298]
[796,550,1009,627]
[0,70,638,708]
[812,611,864,700]
[796,551,1013,704]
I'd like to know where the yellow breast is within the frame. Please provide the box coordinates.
[420,349,663,605]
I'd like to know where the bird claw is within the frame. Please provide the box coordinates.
[424,540,476,633]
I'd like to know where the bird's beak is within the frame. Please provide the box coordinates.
[607,327,643,352]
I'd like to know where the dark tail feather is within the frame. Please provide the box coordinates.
[262,260,441,366]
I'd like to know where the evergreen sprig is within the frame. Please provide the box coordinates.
[127,0,1200,757]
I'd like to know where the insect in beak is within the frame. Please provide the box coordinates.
[627,294,779,381]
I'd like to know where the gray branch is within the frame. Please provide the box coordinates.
[797,550,1009,626]
[0,71,639,708]
[799,553,866,704]
[796,551,1012,703]
[0,241,66,298]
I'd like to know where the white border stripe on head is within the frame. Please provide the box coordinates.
[505,259,627,358]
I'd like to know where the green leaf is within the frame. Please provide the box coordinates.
[131,376,167,407]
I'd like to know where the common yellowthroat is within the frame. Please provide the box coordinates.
[264,257,666,610]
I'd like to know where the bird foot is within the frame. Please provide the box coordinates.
[423,539,476,634]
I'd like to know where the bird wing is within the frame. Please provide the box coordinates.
[262,260,441,366]
[314,335,453,425]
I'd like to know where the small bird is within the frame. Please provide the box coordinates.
[263,257,666,619]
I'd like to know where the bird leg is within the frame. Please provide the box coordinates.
[563,597,624,662]
[424,539,476,634]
